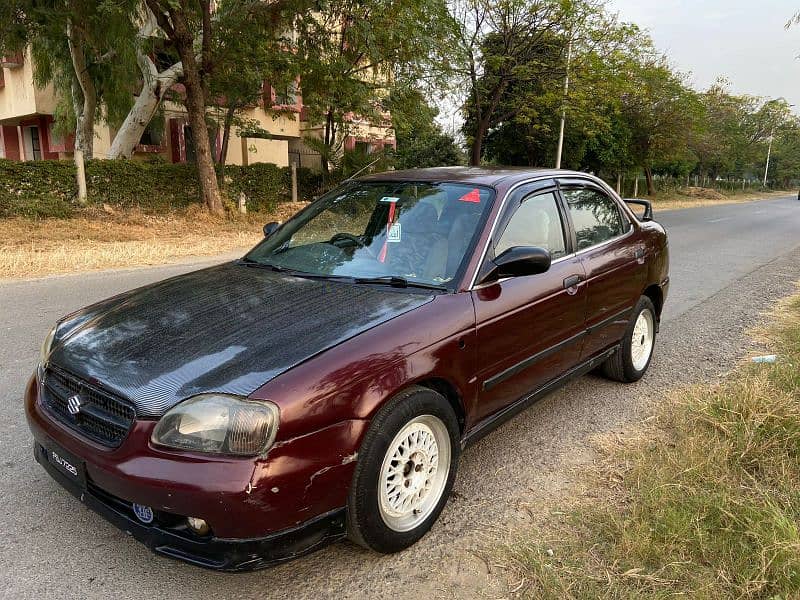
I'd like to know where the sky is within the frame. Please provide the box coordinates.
[608,0,800,110]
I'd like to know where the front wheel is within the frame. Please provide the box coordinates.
[601,296,657,383]
[346,386,460,553]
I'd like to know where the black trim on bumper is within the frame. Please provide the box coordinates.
[33,442,346,572]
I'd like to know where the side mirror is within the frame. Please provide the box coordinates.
[624,199,653,221]
[263,221,280,238]
[479,246,551,284]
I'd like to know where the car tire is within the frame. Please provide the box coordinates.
[346,386,461,554]
[601,296,657,383]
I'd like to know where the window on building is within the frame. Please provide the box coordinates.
[354,141,373,155]
[139,122,164,147]
[274,81,298,106]
[183,126,196,162]
[182,124,218,163]
[24,126,42,161]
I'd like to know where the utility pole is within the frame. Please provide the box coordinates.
[555,38,573,169]
[763,127,774,187]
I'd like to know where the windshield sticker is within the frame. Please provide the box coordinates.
[380,196,400,203]
[458,188,481,203]
[387,223,402,242]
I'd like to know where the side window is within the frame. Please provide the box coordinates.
[495,191,567,259]
[562,188,627,250]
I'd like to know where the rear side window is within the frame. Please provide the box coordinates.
[562,188,626,250]
[495,191,567,259]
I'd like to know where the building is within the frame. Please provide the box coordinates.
[0,49,395,169]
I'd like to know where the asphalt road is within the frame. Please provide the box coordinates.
[2,195,800,599]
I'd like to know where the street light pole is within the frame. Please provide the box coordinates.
[762,104,794,187]
[555,38,573,170]
[763,127,774,187]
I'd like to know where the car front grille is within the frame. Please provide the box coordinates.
[40,366,136,448]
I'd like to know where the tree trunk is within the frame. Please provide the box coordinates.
[217,105,237,187]
[108,60,183,159]
[184,78,222,213]
[644,166,656,196]
[175,25,222,212]
[470,119,489,166]
[66,22,97,159]
[322,109,335,174]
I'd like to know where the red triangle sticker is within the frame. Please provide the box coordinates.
[459,188,481,203]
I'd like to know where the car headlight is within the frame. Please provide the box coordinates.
[40,325,57,366]
[151,394,279,456]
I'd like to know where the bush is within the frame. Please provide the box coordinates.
[87,161,201,210]
[0,160,76,218]
[224,163,286,212]
[292,166,326,200]
[0,158,321,218]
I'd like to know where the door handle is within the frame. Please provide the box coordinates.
[634,248,645,259]
[563,274,582,290]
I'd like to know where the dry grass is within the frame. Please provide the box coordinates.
[502,291,800,599]
[0,202,308,280]
[0,187,793,279]
[647,189,792,211]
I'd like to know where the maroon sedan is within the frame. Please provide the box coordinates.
[26,167,668,570]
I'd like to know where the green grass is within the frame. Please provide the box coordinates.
[506,294,800,599]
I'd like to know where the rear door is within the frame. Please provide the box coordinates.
[472,182,587,422]
[558,181,647,359]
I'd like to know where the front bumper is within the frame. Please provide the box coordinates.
[25,374,366,571]
[33,440,345,571]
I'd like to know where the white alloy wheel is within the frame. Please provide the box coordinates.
[630,308,655,371]
[378,414,451,532]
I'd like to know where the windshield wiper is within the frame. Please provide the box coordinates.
[236,257,292,272]
[354,276,448,291]
[237,259,353,281]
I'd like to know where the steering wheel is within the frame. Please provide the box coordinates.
[330,232,366,248]
[329,232,378,259]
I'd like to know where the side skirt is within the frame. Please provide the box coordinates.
[461,345,619,448]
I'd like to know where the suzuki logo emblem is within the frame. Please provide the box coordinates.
[67,394,82,416]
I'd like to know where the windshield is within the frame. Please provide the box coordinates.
[244,181,495,288]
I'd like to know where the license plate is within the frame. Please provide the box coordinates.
[44,443,86,489]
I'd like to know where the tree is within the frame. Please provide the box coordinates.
[768,119,800,187]
[453,0,621,165]
[295,0,452,173]
[108,7,184,159]
[618,57,700,195]
[387,86,463,168]
[141,0,313,213]
[141,0,226,213]
[1,0,138,159]
[206,2,297,180]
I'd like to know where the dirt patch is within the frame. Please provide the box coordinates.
[680,186,727,200]
[0,202,308,280]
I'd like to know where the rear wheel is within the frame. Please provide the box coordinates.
[346,386,460,553]
[601,296,657,383]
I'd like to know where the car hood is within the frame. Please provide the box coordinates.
[48,263,434,417]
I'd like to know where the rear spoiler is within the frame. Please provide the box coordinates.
[623,198,653,222]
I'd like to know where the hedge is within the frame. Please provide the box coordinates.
[0,158,326,218]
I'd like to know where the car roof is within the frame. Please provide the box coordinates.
[356,166,589,187]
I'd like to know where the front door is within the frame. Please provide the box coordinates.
[472,186,587,422]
